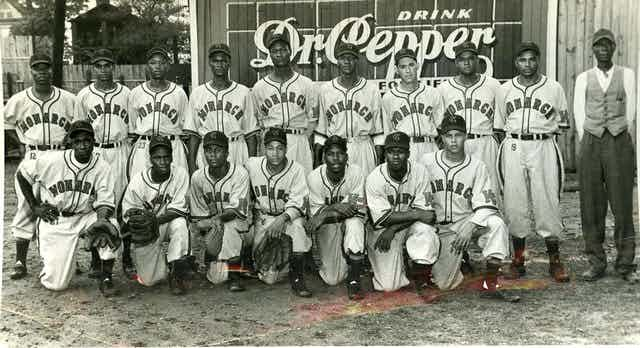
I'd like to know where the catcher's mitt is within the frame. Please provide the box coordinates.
[253,234,292,274]
[123,208,159,247]
[203,223,224,258]
[80,219,121,251]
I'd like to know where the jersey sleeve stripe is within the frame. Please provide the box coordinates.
[167,207,188,217]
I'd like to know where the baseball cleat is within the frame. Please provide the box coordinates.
[228,279,245,292]
[347,280,364,300]
[549,261,570,282]
[479,289,521,303]
[99,275,119,297]
[290,278,312,298]
[10,261,27,280]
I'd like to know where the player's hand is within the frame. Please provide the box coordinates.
[305,213,323,233]
[331,203,359,218]
[33,203,59,223]
[374,227,397,253]
[450,222,478,254]
[265,215,287,240]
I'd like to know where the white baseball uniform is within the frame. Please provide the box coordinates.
[188,163,251,284]
[121,165,190,286]
[315,78,384,174]
[18,150,119,290]
[5,86,75,241]
[75,83,132,201]
[185,81,258,166]
[307,164,366,286]
[382,83,445,162]
[419,150,510,290]
[498,75,568,239]
[127,82,191,179]
[250,72,318,174]
[365,161,440,292]
[438,75,505,204]
[244,156,311,284]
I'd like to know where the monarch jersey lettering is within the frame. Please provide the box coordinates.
[128,82,190,136]
[122,165,190,217]
[75,83,131,143]
[382,83,444,137]
[189,163,250,219]
[307,164,366,217]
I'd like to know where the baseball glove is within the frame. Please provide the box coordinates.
[253,234,292,274]
[204,223,224,257]
[80,219,121,251]
[123,208,159,247]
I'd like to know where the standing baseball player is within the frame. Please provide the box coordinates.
[185,44,258,170]
[189,131,251,292]
[437,42,505,206]
[382,48,445,162]
[573,29,638,281]
[127,47,192,179]
[314,42,384,174]
[244,127,313,297]
[365,131,440,293]
[121,135,194,295]
[15,120,120,294]
[498,42,571,282]
[250,33,318,174]
[419,115,519,302]
[74,48,132,277]
[306,135,366,300]
[5,53,76,280]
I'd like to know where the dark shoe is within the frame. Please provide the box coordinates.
[580,267,605,281]
[461,252,474,275]
[10,261,27,280]
[88,265,103,279]
[291,277,312,298]
[480,288,521,303]
[99,275,120,297]
[228,279,245,292]
[505,258,526,279]
[122,258,137,280]
[549,261,570,282]
[347,279,364,300]
[621,270,640,283]
[169,256,196,295]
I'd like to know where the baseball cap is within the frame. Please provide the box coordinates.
[148,135,172,154]
[146,47,170,62]
[208,43,231,58]
[323,135,348,153]
[592,28,615,45]
[516,42,540,57]
[91,48,115,64]
[202,131,229,149]
[439,114,467,134]
[68,120,94,139]
[384,132,410,150]
[263,127,287,145]
[29,53,52,68]
[394,48,417,64]
[335,42,359,58]
[454,41,478,58]
[267,32,290,49]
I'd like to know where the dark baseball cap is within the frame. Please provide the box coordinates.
[516,42,540,57]
[440,114,467,134]
[384,132,410,150]
[208,43,231,58]
[335,42,359,58]
[148,135,172,154]
[68,120,94,139]
[323,135,347,153]
[263,127,287,145]
[454,41,478,58]
[91,48,115,64]
[267,32,290,49]
[592,28,615,45]
[29,53,52,68]
[394,48,417,64]
[146,47,170,61]
[203,131,229,149]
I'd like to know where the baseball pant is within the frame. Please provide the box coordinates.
[37,212,119,291]
[466,135,502,207]
[498,137,564,239]
[409,140,439,164]
[252,214,312,285]
[95,142,131,202]
[128,137,188,180]
[196,138,248,168]
[205,219,251,284]
[316,217,365,286]
[432,215,510,290]
[366,221,440,292]
[132,217,190,286]
[579,130,636,273]
[347,137,377,175]
[285,133,312,175]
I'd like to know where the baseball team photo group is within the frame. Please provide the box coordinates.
[2,0,640,346]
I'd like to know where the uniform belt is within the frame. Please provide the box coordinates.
[510,133,550,141]
[228,135,243,142]
[58,211,77,217]
[411,135,435,143]
[94,141,124,149]
[27,144,64,151]
[139,135,176,141]
[438,221,453,226]
[346,135,371,143]
[284,128,305,135]
[467,133,490,139]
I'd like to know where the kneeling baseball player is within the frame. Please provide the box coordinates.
[365,131,440,293]
[307,135,367,300]
[189,131,251,292]
[15,120,120,295]
[419,115,519,302]
[245,127,313,297]
[121,135,194,295]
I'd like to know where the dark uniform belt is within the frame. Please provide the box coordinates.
[510,133,550,141]
[94,141,124,149]
[228,135,243,142]
[139,135,176,141]
[27,144,64,151]
[59,211,77,217]
[284,129,304,135]
[411,135,435,143]
[467,133,490,139]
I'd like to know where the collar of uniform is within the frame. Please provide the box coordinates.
[65,149,97,171]
[320,164,348,189]
[437,150,470,169]
[142,81,174,94]
[204,162,234,185]
[394,81,425,96]
[205,80,236,95]
[451,74,485,90]
[331,76,365,93]
[512,74,547,90]
[265,71,299,86]
[26,85,59,104]
[382,161,411,185]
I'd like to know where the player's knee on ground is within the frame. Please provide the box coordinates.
[206,261,228,284]
[478,215,510,260]
[406,222,440,264]
[286,217,312,253]
[343,217,365,255]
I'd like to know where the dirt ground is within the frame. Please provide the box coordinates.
[2,158,640,347]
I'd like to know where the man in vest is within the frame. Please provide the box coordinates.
[573,28,637,282]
